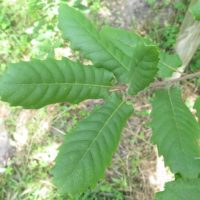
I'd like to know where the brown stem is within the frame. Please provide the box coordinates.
[110,70,200,92]
[149,70,200,89]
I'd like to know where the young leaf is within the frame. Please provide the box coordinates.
[128,44,159,95]
[100,26,152,58]
[51,94,133,195]
[0,59,113,108]
[157,51,182,78]
[155,178,200,200]
[58,3,130,82]
[190,0,200,21]
[151,88,200,178]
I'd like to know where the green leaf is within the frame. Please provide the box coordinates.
[100,26,152,58]
[101,27,159,94]
[128,44,159,95]
[190,0,200,21]
[0,59,113,108]
[158,51,182,78]
[51,94,133,195]
[155,178,200,200]
[151,88,200,178]
[194,97,200,124]
[58,3,130,82]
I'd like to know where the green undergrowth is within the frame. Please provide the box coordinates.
[146,1,189,51]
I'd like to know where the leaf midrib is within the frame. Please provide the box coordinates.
[66,9,129,72]
[160,61,178,71]
[167,90,188,170]
[66,100,124,179]
[1,82,111,88]
[130,47,156,78]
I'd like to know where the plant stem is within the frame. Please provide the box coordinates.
[149,70,200,89]
[110,70,200,92]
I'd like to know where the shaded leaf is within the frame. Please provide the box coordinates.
[128,44,159,95]
[51,94,133,195]
[151,88,200,178]
[0,59,113,108]
[155,178,200,200]
[100,28,159,94]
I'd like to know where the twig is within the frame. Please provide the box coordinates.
[110,70,200,92]
[51,126,65,135]
[149,70,200,89]
[109,84,127,92]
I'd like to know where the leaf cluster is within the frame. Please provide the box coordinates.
[1,2,200,199]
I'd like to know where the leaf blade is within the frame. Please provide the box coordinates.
[155,178,200,200]
[51,94,133,195]
[151,88,200,178]
[0,59,113,108]
[128,44,159,95]
[58,3,130,82]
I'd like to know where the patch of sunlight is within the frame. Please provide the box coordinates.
[149,154,174,192]
[22,179,55,199]
[33,143,60,164]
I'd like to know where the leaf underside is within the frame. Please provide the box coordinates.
[51,94,133,195]
[155,178,200,200]
[58,4,130,83]
[0,59,113,108]
[151,88,200,178]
